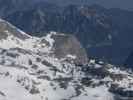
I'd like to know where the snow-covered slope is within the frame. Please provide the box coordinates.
[0,19,133,100]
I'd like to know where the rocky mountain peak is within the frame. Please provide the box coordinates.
[0,19,132,100]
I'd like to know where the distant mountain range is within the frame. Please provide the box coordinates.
[1,0,133,66]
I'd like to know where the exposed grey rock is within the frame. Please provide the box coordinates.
[52,33,88,65]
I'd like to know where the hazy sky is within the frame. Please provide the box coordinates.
[45,0,133,10]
